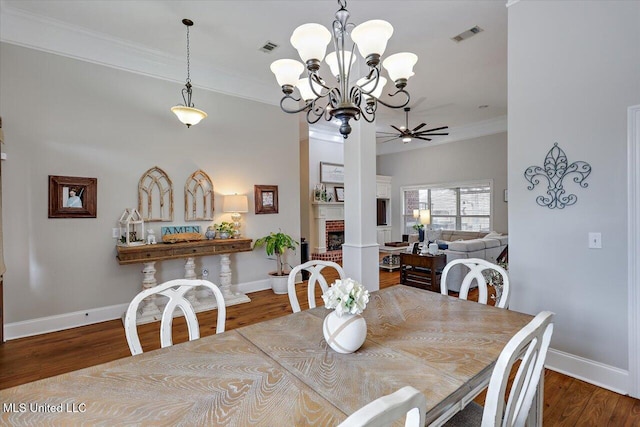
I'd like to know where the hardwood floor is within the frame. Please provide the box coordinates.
[1,268,639,425]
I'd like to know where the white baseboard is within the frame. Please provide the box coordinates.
[4,303,129,340]
[546,347,629,395]
[5,279,273,341]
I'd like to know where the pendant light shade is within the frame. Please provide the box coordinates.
[172,18,206,128]
[297,77,323,102]
[171,105,207,127]
[383,52,418,82]
[357,76,387,99]
[325,51,356,78]
[270,59,305,88]
[290,23,332,63]
[351,20,394,59]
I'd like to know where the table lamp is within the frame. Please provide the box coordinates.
[223,194,249,238]
[419,209,431,255]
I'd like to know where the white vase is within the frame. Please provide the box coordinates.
[322,311,367,354]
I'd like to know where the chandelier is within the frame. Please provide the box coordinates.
[270,0,417,139]
[171,19,207,128]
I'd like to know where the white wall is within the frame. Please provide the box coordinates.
[508,0,640,389]
[0,43,300,330]
[377,132,508,240]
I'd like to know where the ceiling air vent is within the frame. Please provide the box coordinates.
[451,25,483,43]
[259,41,279,53]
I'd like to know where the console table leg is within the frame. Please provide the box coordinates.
[140,261,161,318]
[218,253,250,306]
[183,257,200,307]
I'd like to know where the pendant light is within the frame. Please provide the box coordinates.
[171,19,207,128]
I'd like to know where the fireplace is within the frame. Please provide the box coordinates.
[311,203,344,263]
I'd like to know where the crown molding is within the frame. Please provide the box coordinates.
[376,115,507,156]
[505,0,522,8]
[0,2,277,106]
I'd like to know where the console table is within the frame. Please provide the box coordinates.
[116,238,252,324]
[399,252,447,292]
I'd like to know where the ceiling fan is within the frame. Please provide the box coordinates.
[376,107,449,144]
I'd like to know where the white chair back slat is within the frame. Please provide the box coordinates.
[338,386,427,427]
[482,311,554,427]
[441,258,510,308]
[287,260,345,313]
[124,279,226,356]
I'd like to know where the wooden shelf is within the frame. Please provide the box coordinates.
[116,238,252,265]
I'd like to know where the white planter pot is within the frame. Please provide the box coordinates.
[269,272,289,295]
[322,311,367,354]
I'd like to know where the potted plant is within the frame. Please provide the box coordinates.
[254,231,299,294]
[215,221,235,239]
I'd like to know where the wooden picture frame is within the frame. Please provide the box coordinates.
[320,162,344,184]
[48,175,97,218]
[334,186,345,202]
[254,185,278,214]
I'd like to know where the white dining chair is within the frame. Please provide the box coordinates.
[287,260,345,313]
[338,386,427,427]
[124,279,226,356]
[445,311,555,426]
[441,258,511,308]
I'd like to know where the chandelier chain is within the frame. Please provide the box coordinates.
[185,24,191,84]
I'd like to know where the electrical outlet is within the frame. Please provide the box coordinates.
[588,232,602,249]
[112,228,120,239]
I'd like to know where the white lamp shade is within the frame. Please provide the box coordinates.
[402,137,412,143]
[412,209,420,219]
[223,194,249,213]
[351,20,394,58]
[171,106,207,127]
[419,209,431,225]
[270,59,304,87]
[297,77,323,101]
[357,76,387,99]
[290,23,332,62]
[383,52,418,81]
[325,51,357,78]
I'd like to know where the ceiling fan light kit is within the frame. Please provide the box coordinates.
[377,107,449,144]
[171,18,207,128]
[270,0,418,139]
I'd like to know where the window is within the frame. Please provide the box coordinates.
[402,182,492,235]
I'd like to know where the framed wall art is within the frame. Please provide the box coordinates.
[48,175,97,218]
[320,162,344,184]
[334,186,345,202]
[254,185,279,214]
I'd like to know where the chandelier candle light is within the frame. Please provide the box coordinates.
[270,0,418,139]
[171,19,207,127]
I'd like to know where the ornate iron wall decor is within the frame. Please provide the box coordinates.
[524,143,591,209]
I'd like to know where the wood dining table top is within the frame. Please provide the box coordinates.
[0,285,533,426]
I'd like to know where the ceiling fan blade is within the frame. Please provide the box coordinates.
[416,126,449,133]
[391,125,404,133]
[414,136,432,141]
[416,132,449,136]
[412,123,427,132]
[376,131,400,136]
[380,136,402,143]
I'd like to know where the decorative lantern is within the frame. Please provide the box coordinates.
[118,208,145,246]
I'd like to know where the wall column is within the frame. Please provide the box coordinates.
[342,119,379,291]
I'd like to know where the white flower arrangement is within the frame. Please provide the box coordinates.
[322,278,370,317]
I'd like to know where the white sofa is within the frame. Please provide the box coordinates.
[432,230,508,292]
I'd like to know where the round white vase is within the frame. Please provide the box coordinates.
[322,311,367,354]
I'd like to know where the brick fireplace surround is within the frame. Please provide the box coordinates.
[312,219,344,263]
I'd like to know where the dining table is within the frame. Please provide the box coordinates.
[0,285,535,426]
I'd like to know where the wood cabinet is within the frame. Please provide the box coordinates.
[376,175,392,199]
[399,252,447,292]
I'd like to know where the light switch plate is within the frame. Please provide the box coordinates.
[588,232,602,249]
[112,228,120,239]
